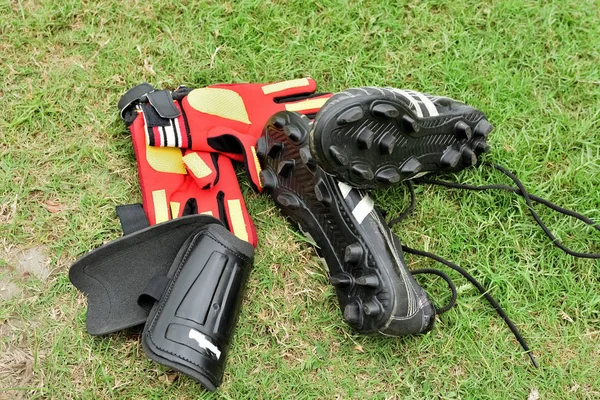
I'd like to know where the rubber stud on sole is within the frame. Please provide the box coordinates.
[314,178,332,205]
[256,137,268,159]
[461,147,477,166]
[454,121,472,140]
[379,133,396,155]
[474,140,490,154]
[329,146,349,165]
[372,103,399,118]
[259,169,278,191]
[329,273,354,288]
[276,193,301,209]
[402,115,418,133]
[273,115,287,128]
[376,167,401,184]
[299,146,316,169]
[400,157,423,175]
[268,142,284,158]
[355,274,379,288]
[440,147,462,168]
[351,164,375,181]
[474,120,493,138]
[343,302,361,325]
[363,300,381,316]
[344,243,363,264]
[337,106,364,125]
[299,114,311,124]
[283,125,302,142]
[277,160,295,177]
[357,128,375,150]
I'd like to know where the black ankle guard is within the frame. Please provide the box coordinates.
[140,222,254,391]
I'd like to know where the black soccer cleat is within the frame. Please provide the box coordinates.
[257,111,436,336]
[309,87,493,189]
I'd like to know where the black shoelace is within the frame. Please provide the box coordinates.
[389,162,600,368]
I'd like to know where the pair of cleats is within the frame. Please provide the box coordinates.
[257,87,493,336]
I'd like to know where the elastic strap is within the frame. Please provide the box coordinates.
[138,274,171,311]
[116,203,149,235]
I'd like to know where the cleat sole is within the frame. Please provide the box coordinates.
[310,87,492,189]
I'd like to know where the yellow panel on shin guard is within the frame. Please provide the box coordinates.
[227,199,249,242]
[285,97,329,112]
[182,152,212,179]
[146,146,187,174]
[261,78,310,94]
[152,190,169,223]
[187,88,251,124]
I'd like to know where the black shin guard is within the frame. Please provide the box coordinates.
[140,222,254,391]
[69,215,221,335]
[70,215,254,391]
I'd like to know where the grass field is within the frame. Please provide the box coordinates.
[1,0,600,398]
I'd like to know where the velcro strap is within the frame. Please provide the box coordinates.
[141,103,170,127]
[118,82,155,118]
[116,203,149,235]
[148,90,181,119]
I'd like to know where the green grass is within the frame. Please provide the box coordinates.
[1,0,599,398]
